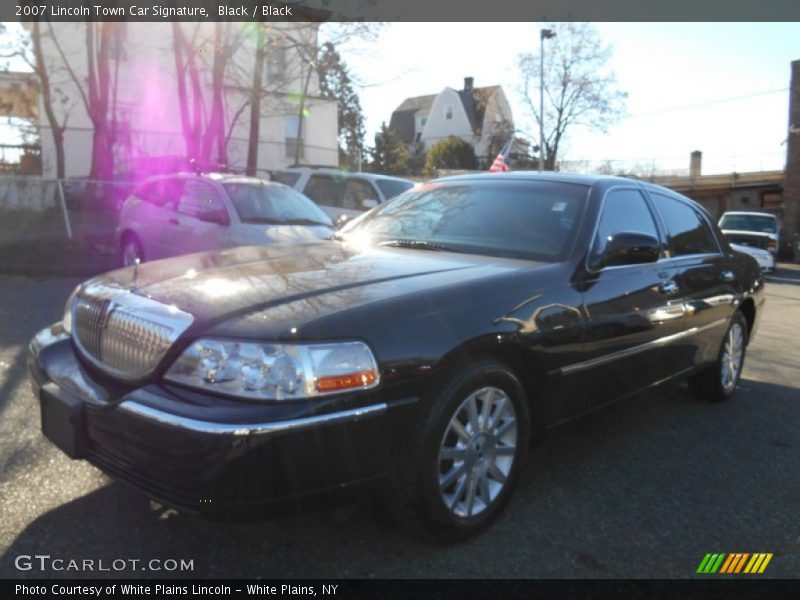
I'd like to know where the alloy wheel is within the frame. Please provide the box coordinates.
[720,322,744,392]
[437,386,518,518]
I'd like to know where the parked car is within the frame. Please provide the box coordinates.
[718,211,779,256]
[730,243,776,273]
[116,172,334,266]
[30,173,764,540]
[274,167,415,224]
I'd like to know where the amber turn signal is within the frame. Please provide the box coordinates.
[316,370,378,393]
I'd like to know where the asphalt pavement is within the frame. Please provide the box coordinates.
[1,266,799,579]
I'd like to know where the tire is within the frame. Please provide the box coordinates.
[387,359,530,542]
[120,234,144,268]
[688,311,748,403]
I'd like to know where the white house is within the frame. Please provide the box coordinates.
[388,77,515,166]
[16,21,338,180]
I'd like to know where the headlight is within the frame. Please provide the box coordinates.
[62,285,81,335]
[165,339,380,401]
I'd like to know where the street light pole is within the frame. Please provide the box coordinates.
[538,28,555,172]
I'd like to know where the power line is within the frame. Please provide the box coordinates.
[628,88,789,118]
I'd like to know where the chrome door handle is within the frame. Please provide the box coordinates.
[721,270,736,282]
[658,280,679,295]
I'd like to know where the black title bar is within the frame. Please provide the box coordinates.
[4,0,800,22]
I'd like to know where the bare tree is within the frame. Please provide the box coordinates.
[172,22,244,169]
[48,23,122,182]
[518,23,627,171]
[2,23,73,179]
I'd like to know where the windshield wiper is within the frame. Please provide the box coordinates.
[283,218,331,227]
[377,239,452,252]
[244,217,330,227]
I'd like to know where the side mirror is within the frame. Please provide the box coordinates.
[591,232,659,270]
[361,198,378,210]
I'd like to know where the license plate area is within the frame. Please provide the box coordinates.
[40,383,88,458]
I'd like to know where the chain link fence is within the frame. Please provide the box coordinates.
[0,175,134,276]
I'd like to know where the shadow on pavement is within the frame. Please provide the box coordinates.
[2,377,799,579]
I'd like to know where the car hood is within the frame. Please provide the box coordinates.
[730,243,770,258]
[234,222,334,245]
[721,229,777,239]
[95,241,539,332]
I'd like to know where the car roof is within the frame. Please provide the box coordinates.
[282,167,413,184]
[432,171,608,186]
[141,172,278,185]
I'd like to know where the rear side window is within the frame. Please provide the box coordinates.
[304,175,344,207]
[651,193,718,257]
[591,189,659,263]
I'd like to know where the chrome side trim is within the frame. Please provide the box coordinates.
[560,317,729,376]
[118,400,387,436]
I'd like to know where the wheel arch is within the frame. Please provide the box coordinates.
[431,336,550,443]
[737,297,756,341]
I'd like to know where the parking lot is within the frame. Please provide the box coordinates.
[1,266,799,579]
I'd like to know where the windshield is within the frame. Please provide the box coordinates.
[224,183,332,227]
[719,214,777,234]
[341,180,588,261]
[376,179,415,200]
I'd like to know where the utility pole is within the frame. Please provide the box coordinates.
[539,28,555,172]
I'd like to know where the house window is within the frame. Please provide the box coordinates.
[284,115,305,159]
[445,105,453,120]
[420,115,428,128]
[267,45,287,80]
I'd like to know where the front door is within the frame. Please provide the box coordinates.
[570,188,685,415]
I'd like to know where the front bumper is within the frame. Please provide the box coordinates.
[28,324,397,516]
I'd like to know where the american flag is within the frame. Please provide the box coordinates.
[489,138,513,172]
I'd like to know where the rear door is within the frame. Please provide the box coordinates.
[648,192,735,367]
[572,187,685,412]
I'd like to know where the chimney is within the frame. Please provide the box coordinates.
[463,77,474,92]
[690,150,702,177]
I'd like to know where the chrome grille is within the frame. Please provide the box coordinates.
[72,283,193,381]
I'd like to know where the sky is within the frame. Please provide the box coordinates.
[337,22,800,175]
[3,22,798,176]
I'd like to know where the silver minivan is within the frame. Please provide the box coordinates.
[274,167,415,224]
[117,172,334,266]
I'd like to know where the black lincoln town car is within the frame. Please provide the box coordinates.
[29,173,764,540]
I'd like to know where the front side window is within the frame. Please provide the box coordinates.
[341,179,376,210]
[343,181,587,261]
[651,193,718,257]
[590,189,659,265]
[376,179,414,201]
[177,180,226,223]
[223,183,331,226]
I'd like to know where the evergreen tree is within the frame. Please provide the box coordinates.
[316,42,366,169]
[423,136,478,176]
[370,123,408,175]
